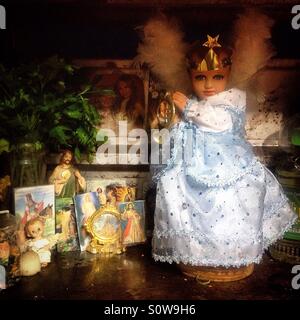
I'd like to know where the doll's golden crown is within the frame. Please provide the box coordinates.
[196,35,231,72]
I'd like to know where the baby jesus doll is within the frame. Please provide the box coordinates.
[137,14,298,281]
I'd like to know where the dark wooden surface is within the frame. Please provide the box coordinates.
[1,242,299,300]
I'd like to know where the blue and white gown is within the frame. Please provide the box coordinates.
[152,88,297,267]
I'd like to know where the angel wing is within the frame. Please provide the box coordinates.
[135,14,192,95]
[230,8,275,89]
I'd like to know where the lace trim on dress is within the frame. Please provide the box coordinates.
[263,212,298,250]
[263,196,289,217]
[153,227,263,246]
[152,252,262,267]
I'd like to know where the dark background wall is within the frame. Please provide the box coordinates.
[1,0,300,64]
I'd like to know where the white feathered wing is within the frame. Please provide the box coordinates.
[135,15,192,95]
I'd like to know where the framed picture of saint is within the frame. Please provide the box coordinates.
[118,200,146,246]
[73,59,149,133]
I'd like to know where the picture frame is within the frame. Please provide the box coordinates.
[73,192,101,251]
[72,59,149,131]
[14,185,55,238]
[118,200,146,246]
[86,178,136,206]
[86,178,127,202]
[85,204,125,255]
[55,197,80,252]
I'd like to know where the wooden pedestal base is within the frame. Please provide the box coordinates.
[178,263,254,282]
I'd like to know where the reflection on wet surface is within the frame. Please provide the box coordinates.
[0,243,300,300]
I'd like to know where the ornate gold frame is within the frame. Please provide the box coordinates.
[85,203,125,255]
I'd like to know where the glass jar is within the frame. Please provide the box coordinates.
[10,142,45,187]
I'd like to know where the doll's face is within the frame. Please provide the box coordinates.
[27,221,44,239]
[190,68,230,99]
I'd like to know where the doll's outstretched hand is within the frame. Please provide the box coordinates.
[172,91,188,113]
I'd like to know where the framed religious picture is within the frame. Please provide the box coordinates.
[55,198,80,252]
[73,192,101,251]
[14,185,55,238]
[86,178,137,206]
[118,200,146,246]
[72,59,149,134]
[115,185,137,203]
[86,178,127,206]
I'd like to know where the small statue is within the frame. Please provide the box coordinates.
[49,150,86,198]
[21,217,58,267]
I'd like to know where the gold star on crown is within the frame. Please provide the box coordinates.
[203,35,221,49]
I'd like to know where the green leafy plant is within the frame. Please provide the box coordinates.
[0,56,100,161]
